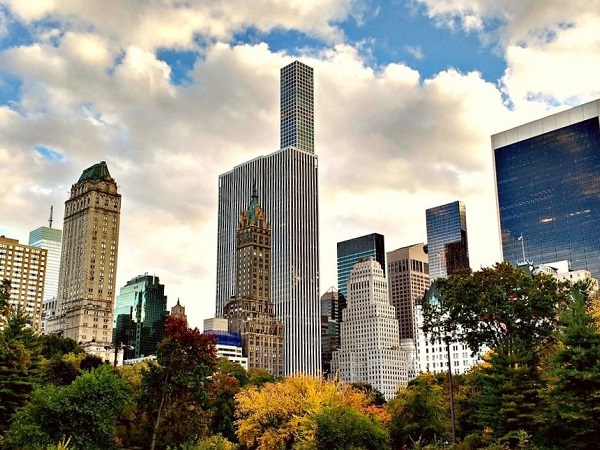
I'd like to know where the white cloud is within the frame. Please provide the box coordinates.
[0,0,598,328]
[403,45,424,60]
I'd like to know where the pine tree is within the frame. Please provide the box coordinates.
[538,290,600,449]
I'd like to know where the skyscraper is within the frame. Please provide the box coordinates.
[49,161,121,355]
[337,233,385,299]
[0,236,47,329]
[493,99,600,277]
[216,61,320,375]
[330,257,408,400]
[28,212,62,332]
[387,243,429,380]
[320,287,342,377]
[280,61,314,154]
[426,201,469,282]
[113,274,168,359]
[224,187,284,375]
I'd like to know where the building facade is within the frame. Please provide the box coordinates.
[48,161,121,359]
[493,99,600,278]
[387,243,429,380]
[337,233,385,300]
[0,236,47,329]
[224,187,284,376]
[113,274,168,360]
[28,224,62,332]
[320,286,342,377]
[216,61,320,375]
[203,318,249,370]
[170,298,187,322]
[280,60,314,154]
[426,201,469,282]
[330,258,408,400]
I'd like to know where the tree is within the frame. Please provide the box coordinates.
[350,381,387,406]
[216,357,248,386]
[4,364,131,450]
[313,404,390,450]
[538,289,600,449]
[423,263,568,356]
[0,302,42,437]
[208,373,241,442]
[139,317,217,450]
[387,373,450,447]
[246,367,280,387]
[38,335,83,359]
[235,375,375,450]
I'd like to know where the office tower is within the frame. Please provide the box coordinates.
[387,243,429,380]
[337,233,385,299]
[203,317,249,370]
[216,61,320,375]
[330,257,408,400]
[28,211,62,332]
[170,298,187,322]
[49,161,121,357]
[113,274,168,360]
[320,287,342,376]
[387,243,429,342]
[493,99,600,277]
[0,236,47,328]
[426,201,469,282]
[280,61,314,154]
[224,187,284,376]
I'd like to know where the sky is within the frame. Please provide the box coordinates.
[1,0,599,329]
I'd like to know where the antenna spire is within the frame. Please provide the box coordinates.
[49,205,54,228]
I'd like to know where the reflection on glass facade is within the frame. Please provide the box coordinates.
[426,201,469,282]
[493,100,600,278]
[281,61,314,154]
[113,274,168,359]
[337,233,385,299]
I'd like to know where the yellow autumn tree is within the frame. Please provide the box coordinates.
[235,374,381,450]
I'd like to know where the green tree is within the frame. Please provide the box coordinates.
[0,301,42,437]
[387,373,450,447]
[4,364,131,450]
[208,373,241,443]
[38,335,83,359]
[216,357,248,386]
[139,317,217,450]
[423,263,568,356]
[350,382,387,406]
[312,404,390,450]
[538,289,600,449]
[245,367,280,387]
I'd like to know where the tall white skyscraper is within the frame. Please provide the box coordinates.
[330,257,408,400]
[29,211,62,332]
[216,61,320,375]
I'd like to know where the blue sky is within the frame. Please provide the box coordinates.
[0,0,599,326]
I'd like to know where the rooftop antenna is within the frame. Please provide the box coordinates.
[48,205,54,228]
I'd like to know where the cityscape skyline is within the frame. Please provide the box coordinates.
[1,1,599,329]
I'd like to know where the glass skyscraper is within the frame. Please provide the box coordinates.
[280,61,314,154]
[216,61,320,376]
[426,201,469,282]
[493,99,600,277]
[113,274,168,359]
[336,233,385,298]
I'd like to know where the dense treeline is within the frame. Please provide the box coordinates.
[1,262,600,449]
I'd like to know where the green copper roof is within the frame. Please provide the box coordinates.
[247,182,260,225]
[77,161,112,184]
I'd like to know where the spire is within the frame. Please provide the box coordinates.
[48,205,54,228]
[247,181,260,225]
